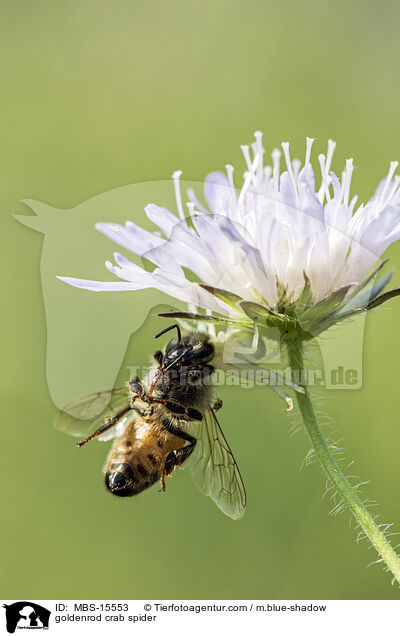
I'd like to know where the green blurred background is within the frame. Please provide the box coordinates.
[2,0,400,600]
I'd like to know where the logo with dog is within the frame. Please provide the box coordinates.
[3,602,50,633]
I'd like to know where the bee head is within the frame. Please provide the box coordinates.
[164,335,214,367]
[152,324,215,390]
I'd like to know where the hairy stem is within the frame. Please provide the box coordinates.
[287,337,400,583]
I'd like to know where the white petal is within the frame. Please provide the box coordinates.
[56,276,146,291]
[145,204,180,238]
[60,134,400,320]
[204,171,233,215]
[96,222,164,257]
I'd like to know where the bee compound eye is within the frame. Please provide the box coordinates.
[153,350,163,364]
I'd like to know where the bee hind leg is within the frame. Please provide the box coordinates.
[160,442,197,492]
[159,419,197,491]
[165,442,196,473]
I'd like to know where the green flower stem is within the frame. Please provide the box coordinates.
[287,337,400,583]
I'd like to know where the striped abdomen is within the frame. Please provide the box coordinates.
[104,411,184,497]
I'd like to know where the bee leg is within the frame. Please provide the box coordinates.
[151,397,203,421]
[160,473,166,492]
[213,398,223,411]
[160,418,197,446]
[160,441,197,492]
[77,405,132,448]
[77,418,118,448]
[159,419,197,491]
[129,376,148,405]
[165,442,196,472]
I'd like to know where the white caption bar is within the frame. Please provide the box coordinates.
[1,599,399,635]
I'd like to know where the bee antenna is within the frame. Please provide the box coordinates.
[147,344,193,399]
[154,323,181,343]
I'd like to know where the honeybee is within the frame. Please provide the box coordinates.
[55,325,246,519]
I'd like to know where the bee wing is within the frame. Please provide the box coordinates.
[54,386,131,440]
[189,408,246,520]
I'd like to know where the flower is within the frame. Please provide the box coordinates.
[58,132,400,339]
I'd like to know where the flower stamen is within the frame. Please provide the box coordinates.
[318,154,331,203]
[305,137,314,166]
[272,148,281,195]
[254,130,264,179]
[379,161,399,206]
[281,141,299,202]
[172,170,185,221]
